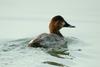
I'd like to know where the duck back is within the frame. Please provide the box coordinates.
[28,33,67,48]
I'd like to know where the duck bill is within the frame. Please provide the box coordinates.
[63,21,75,28]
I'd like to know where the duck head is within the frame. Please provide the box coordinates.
[49,15,75,37]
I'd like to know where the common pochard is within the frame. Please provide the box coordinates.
[28,15,75,48]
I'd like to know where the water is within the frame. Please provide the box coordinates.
[0,36,85,67]
[0,0,100,67]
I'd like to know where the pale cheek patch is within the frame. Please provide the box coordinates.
[62,22,65,26]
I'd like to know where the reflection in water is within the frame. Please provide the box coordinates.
[47,49,70,59]
[43,61,68,67]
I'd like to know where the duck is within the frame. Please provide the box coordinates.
[28,15,75,48]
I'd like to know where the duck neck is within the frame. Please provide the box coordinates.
[50,31,63,37]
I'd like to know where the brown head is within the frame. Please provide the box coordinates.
[49,15,75,37]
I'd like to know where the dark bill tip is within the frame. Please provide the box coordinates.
[69,25,75,28]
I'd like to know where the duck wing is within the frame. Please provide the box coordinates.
[28,33,49,47]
